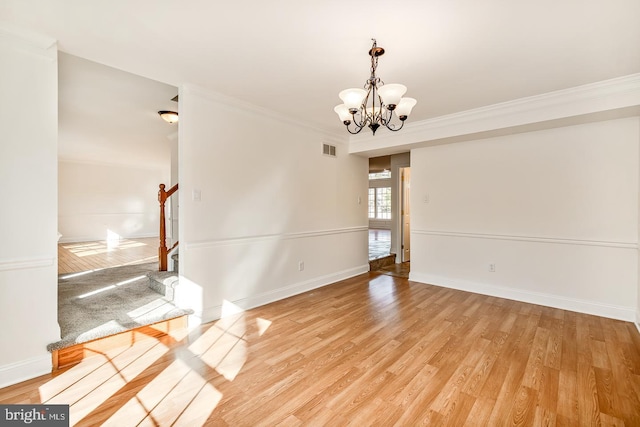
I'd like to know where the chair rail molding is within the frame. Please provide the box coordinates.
[184,226,368,250]
[0,256,56,272]
[411,229,638,250]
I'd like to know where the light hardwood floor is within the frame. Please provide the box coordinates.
[58,237,158,274]
[2,273,640,426]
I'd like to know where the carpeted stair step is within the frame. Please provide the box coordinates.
[49,262,193,353]
[147,271,179,300]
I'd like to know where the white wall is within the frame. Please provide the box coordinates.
[58,160,168,242]
[0,28,60,387]
[410,117,639,321]
[177,85,368,322]
[169,132,179,248]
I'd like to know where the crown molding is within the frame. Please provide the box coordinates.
[0,24,57,60]
[349,73,640,154]
[181,83,347,144]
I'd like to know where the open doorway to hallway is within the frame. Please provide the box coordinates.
[368,154,410,278]
[368,229,391,261]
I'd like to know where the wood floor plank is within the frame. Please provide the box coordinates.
[537,365,560,413]
[464,397,495,426]
[2,272,640,425]
[557,368,578,421]
[58,237,158,274]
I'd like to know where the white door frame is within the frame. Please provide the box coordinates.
[400,167,411,262]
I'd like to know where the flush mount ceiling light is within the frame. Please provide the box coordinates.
[158,110,179,124]
[334,39,417,135]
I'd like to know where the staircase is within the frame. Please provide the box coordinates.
[148,252,179,299]
[150,182,180,298]
[52,251,188,371]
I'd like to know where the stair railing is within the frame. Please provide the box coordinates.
[158,183,179,271]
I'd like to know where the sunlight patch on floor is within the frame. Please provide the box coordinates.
[187,301,272,382]
[60,268,105,280]
[106,359,220,426]
[39,339,169,424]
[62,239,149,258]
[76,275,147,299]
[140,368,220,425]
[256,317,272,336]
[106,230,121,250]
[37,294,273,424]
[200,328,246,379]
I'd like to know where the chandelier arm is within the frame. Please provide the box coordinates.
[351,110,366,128]
[346,122,364,135]
[385,118,406,132]
[381,107,393,125]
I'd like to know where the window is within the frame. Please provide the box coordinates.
[368,188,376,218]
[368,187,391,219]
[368,170,391,180]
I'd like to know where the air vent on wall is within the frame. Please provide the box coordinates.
[322,143,336,157]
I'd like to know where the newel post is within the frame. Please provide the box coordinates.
[158,184,168,271]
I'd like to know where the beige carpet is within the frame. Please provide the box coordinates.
[48,262,191,351]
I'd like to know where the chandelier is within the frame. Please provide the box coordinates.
[334,39,417,135]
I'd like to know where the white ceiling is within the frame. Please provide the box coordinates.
[57,52,178,168]
[2,0,640,143]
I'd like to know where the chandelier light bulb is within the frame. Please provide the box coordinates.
[339,88,367,112]
[377,84,407,109]
[394,97,417,120]
[334,104,352,124]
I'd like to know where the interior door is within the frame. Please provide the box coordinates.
[401,167,411,262]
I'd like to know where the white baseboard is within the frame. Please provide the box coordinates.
[199,264,369,324]
[409,272,636,322]
[0,354,51,389]
[635,322,640,335]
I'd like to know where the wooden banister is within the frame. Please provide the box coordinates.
[158,183,179,271]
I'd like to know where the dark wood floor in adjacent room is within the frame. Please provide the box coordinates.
[2,272,639,426]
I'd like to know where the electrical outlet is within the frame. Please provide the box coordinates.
[298,261,304,271]
[489,264,496,272]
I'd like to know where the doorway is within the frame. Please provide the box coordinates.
[367,155,411,279]
[400,167,411,263]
